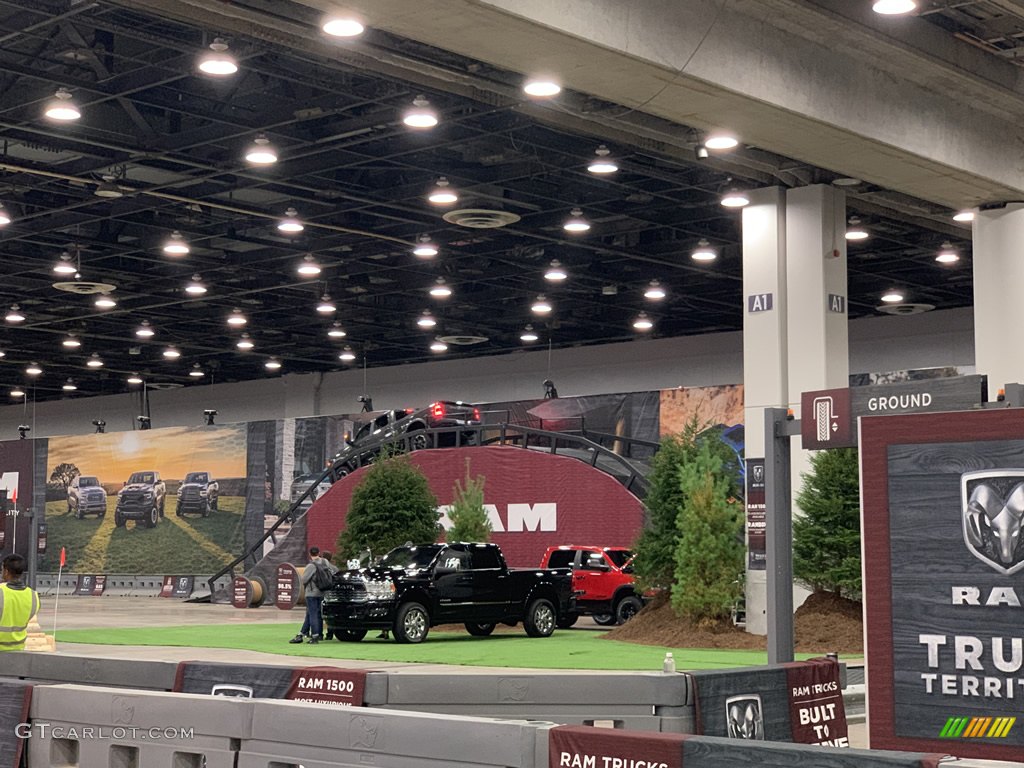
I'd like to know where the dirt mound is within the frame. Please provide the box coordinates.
[794,591,863,656]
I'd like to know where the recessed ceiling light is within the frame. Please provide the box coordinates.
[322,15,365,37]
[277,207,304,233]
[873,0,917,14]
[544,260,568,281]
[53,251,77,274]
[429,339,448,353]
[704,133,739,150]
[845,217,870,241]
[10,388,24,398]
[520,325,539,342]
[691,239,717,261]
[563,208,590,233]
[644,280,666,300]
[0,203,11,226]
[86,353,104,368]
[413,235,439,259]
[832,177,862,187]
[62,378,77,392]
[721,189,750,208]
[264,357,282,370]
[135,320,155,338]
[198,38,238,76]
[327,321,347,338]
[427,177,458,205]
[236,333,255,350]
[244,134,278,165]
[523,78,561,98]
[227,308,247,326]
[935,242,960,264]
[185,274,207,295]
[316,294,337,313]
[44,88,80,121]
[62,335,81,348]
[633,312,654,331]
[881,290,905,303]
[429,278,452,298]
[339,345,356,362]
[416,310,436,329]
[403,95,438,129]
[162,346,181,359]
[0,349,5,358]
[189,364,205,378]
[587,145,618,174]
[297,254,321,276]
[5,305,25,323]
[94,295,116,309]
[953,210,975,223]
[127,373,144,384]
[163,230,190,256]
[531,294,552,314]
[26,363,42,376]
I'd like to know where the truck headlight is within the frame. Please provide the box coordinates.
[199,489,208,496]
[365,580,395,600]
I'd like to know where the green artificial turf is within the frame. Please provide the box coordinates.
[56,623,817,670]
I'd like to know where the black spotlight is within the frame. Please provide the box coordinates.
[17,424,30,439]
[92,419,106,434]
[203,409,217,426]
[543,379,559,399]
[137,415,151,430]
[357,394,373,413]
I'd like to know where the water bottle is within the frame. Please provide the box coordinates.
[663,652,676,673]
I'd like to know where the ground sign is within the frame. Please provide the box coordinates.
[861,408,1024,761]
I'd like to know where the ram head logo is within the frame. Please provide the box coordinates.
[962,471,1024,576]
[725,694,764,740]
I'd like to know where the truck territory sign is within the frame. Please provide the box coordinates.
[861,408,1024,761]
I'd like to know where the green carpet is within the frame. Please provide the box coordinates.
[57,624,817,670]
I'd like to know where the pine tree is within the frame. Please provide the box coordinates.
[671,441,744,626]
[447,459,491,542]
[337,453,439,560]
[793,448,861,598]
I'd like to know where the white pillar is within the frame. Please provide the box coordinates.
[973,204,1024,399]
[742,187,787,637]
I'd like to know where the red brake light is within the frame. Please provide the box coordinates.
[431,402,445,418]
[472,408,481,421]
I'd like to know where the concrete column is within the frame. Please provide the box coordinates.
[973,204,1024,399]
[742,187,788,637]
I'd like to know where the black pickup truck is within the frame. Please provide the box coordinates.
[322,542,574,644]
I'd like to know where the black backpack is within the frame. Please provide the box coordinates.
[311,560,334,591]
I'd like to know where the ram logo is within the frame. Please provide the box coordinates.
[725,694,764,740]
[962,471,1024,576]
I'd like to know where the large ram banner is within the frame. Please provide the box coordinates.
[861,408,1024,762]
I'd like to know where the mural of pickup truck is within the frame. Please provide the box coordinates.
[115,471,166,529]
[176,471,219,517]
[67,475,108,519]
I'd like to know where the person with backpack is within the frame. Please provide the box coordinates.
[289,546,336,645]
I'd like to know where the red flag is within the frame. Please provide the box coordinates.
[59,547,66,567]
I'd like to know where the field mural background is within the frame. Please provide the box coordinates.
[42,425,248,574]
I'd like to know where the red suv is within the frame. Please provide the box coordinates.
[540,546,642,627]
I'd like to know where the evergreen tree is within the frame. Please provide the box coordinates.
[793,448,861,598]
[446,459,491,542]
[671,441,744,626]
[337,453,439,559]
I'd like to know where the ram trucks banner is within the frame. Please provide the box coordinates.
[861,409,1024,762]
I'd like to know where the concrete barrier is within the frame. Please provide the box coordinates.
[4,653,179,691]
[129,575,164,597]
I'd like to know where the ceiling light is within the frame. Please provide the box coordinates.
[127,373,144,384]
[523,78,561,98]
[881,291,905,303]
[429,278,452,298]
[163,230,190,256]
[10,388,24,398]
[297,254,321,276]
[5,305,25,323]
[236,333,255,350]
[633,312,654,331]
[845,217,870,241]
[935,242,960,264]
[135,320,155,338]
[316,294,336,314]
[185,274,207,295]
[227,308,247,326]
[198,38,238,76]
[403,95,438,129]
[322,15,364,37]
[0,349,5,358]
[163,346,181,359]
[413,235,439,259]
[53,251,77,274]
[427,177,458,205]
[704,133,739,150]
[873,0,917,14]
[86,353,104,368]
[721,189,750,208]
[277,207,304,233]
[587,145,618,174]
[691,239,717,262]
[0,203,10,226]
[339,345,356,362]
[44,88,81,121]
[953,210,975,223]
[417,310,436,328]
[264,358,282,370]
[520,325,539,342]
[544,260,568,281]
[94,295,116,309]
[563,208,590,233]
[244,134,278,165]
[62,335,81,348]
[644,280,666,300]
[430,339,448,353]
[189,364,205,378]
[94,176,123,198]
[25,363,42,376]
[327,321,347,338]
[62,378,77,392]
[531,294,552,314]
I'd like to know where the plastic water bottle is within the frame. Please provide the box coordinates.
[663,652,676,673]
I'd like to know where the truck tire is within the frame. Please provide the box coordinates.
[465,622,496,636]
[74,507,83,520]
[615,596,643,624]
[524,597,556,637]
[202,500,211,518]
[145,504,159,528]
[114,511,125,528]
[394,601,430,644]
[409,431,428,450]
[557,613,579,629]
[159,498,165,516]
[593,614,616,626]
[211,496,218,511]
[334,629,367,642]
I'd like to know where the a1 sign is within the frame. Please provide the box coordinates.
[747,293,773,313]
[828,294,846,314]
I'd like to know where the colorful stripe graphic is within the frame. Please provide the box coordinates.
[939,716,1015,738]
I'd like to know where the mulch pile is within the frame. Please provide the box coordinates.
[604,591,864,656]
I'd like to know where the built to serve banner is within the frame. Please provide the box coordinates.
[861,409,1024,762]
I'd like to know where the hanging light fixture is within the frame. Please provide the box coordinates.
[327,321,347,338]
[873,0,917,14]
[135,320,155,338]
[430,338,448,353]
[544,260,568,281]
[264,358,282,371]
[587,145,618,174]
[721,189,750,208]
[691,239,717,262]
[185,274,207,295]
[429,278,452,298]
[520,325,539,342]
[339,345,356,362]
[297,254,321,276]
[5,304,25,322]
[881,290,905,303]
[163,231,190,256]
[94,175,123,199]
[531,294,553,314]
[563,208,590,233]
[198,38,238,76]
[704,133,739,150]
[127,373,144,384]
[644,280,666,300]
[86,353,104,368]
[316,294,337,314]
[25,362,42,376]
[427,177,458,205]
[935,242,960,264]
[10,388,24,398]
[244,134,278,165]
[523,78,561,98]
[413,235,439,259]
[403,95,439,128]
[62,334,81,348]
[62,378,78,392]
[189,364,205,378]
[236,333,255,350]
[277,207,304,233]
[417,310,437,328]
[953,210,975,223]
[53,251,77,274]
[94,294,117,308]
[845,217,870,241]
[0,203,11,226]
[633,312,654,331]
[227,308,247,326]
[322,15,364,36]
[162,346,181,359]
[44,88,81,121]
[0,349,5,358]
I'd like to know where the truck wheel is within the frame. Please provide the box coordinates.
[524,598,556,637]
[465,622,496,637]
[99,506,106,518]
[394,601,430,644]
[593,614,616,626]
[557,613,579,629]
[114,512,125,528]
[202,500,211,518]
[74,507,83,520]
[615,596,643,624]
[211,497,218,511]
[175,506,183,517]
[145,505,159,528]
[409,431,428,450]
[334,629,367,642]
[160,498,166,516]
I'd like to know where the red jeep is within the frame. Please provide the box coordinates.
[540,545,642,627]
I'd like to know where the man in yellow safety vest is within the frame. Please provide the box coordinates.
[0,554,40,652]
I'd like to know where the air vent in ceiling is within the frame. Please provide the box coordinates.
[438,334,488,345]
[876,303,935,316]
[52,281,117,295]
[442,209,521,229]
